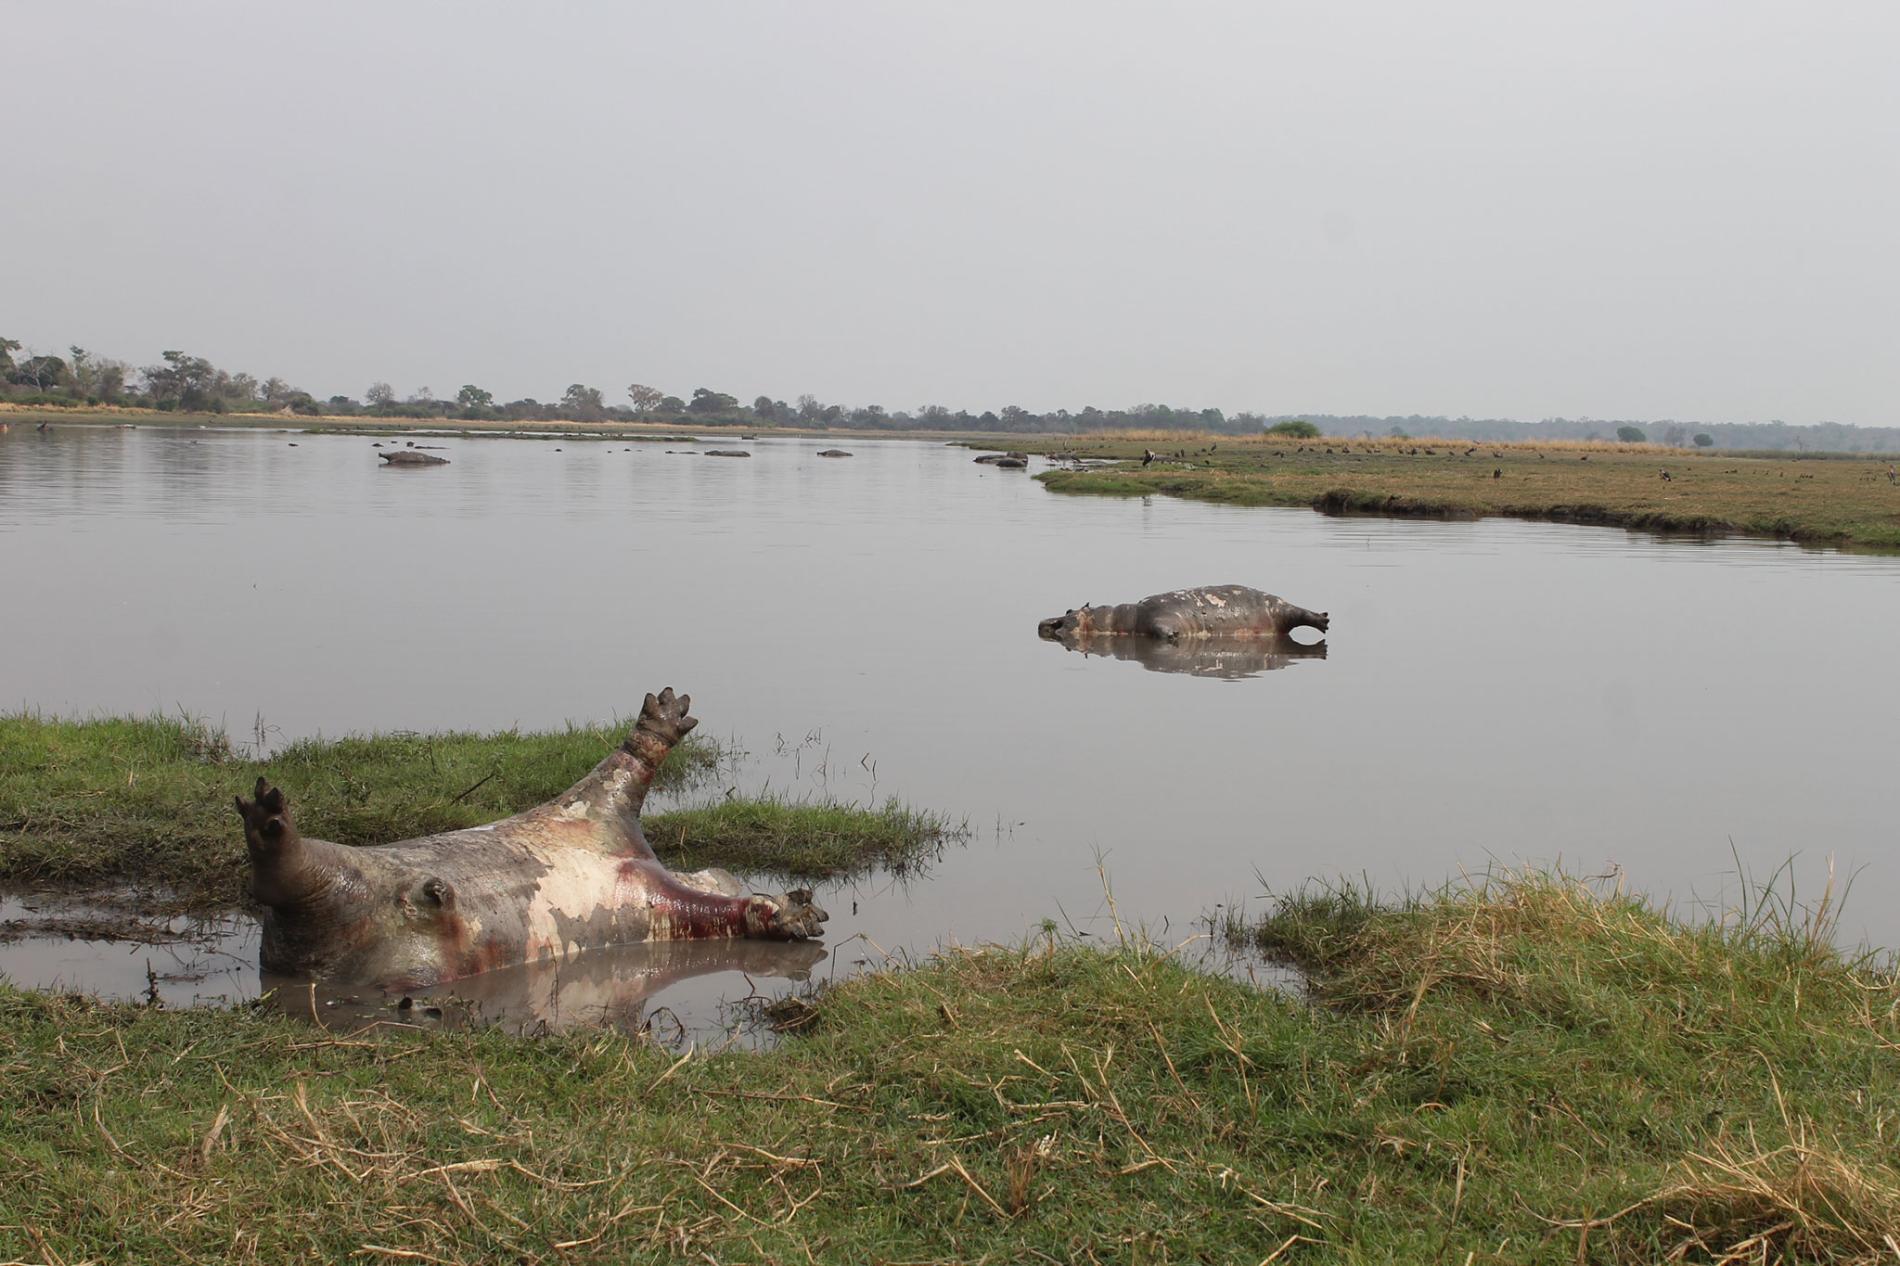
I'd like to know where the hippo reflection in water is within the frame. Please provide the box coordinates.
[1049,632,1327,679]
[263,936,827,1038]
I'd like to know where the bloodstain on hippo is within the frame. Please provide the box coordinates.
[234,688,825,989]
[1038,585,1328,643]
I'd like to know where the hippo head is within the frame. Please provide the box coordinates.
[236,778,468,985]
[1037,606,1094,641]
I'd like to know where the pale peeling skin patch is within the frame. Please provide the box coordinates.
[234,688,827,989]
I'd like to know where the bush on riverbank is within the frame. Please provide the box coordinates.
[0,715,957,907]
[3,871,1895,1262]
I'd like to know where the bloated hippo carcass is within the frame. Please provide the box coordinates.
[1038,585,1328,643]
[234,688,826,988]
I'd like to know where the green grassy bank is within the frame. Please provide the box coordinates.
[1018,434,1900,551]
[3,872,1895,1263]
[0,715,958,909]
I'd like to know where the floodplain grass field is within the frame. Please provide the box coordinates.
[0,714,960,911]
[2,871,1895,1263]
[1021,431,1900,551]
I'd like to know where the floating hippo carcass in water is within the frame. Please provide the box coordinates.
[234,688,826,988]
[379,450,449,466]
[1038,585,1328,643]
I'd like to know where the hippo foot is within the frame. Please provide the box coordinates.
[635,687,697,747]
[745,888,829,940]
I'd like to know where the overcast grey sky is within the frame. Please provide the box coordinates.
[4,2,1895,424]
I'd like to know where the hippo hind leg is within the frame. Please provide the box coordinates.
[749,889,827,939]
[1277,605,1330,635]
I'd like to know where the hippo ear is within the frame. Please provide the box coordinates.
[420,877,456,911]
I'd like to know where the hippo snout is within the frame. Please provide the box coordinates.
[1038,615,1071,640]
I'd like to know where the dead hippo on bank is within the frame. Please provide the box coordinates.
[1038,585,1329,643]
[235,688,825,988]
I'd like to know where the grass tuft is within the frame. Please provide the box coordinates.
[0,714,951,907]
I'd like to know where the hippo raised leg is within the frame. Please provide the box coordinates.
[236,688,826,989]
[1038,584,1328,643]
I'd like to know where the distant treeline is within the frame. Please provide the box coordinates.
[4,336,1892,452]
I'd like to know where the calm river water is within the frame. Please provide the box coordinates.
[3,425,1896,1035]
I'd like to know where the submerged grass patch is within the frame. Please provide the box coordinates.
[1020,434,1900,551]
[647,796,956,879]
[3,871,1896,1262]
[0,714,955,907]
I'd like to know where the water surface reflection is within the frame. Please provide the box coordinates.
[1045,632,1328,679]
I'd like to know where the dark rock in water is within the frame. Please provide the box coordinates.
[816,449,853,458]
[704,450,752,458]
[380,450,450,466]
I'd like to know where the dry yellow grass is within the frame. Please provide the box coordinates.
[1024,433,1900,550]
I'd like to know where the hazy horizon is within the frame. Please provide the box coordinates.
[4,2,1895,426]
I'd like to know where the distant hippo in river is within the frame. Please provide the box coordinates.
[235,688,825,989]
[380,450,448,466]
[1038,585,1328,643]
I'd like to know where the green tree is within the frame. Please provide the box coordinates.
[626,383,664,414]
[1693,433,1714,447]
[561,384,605,419]
[10,353,68,392]
[366,382,396,407]
[1616,425,1648,443]
[0,337,19,375]
[1267,420,1321,438]
[752,395,776,421]
[688,387,738,414]
[68,346,96,397]
[94,359,128,401]
[143,351,218,409]
[457,384,493,409]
